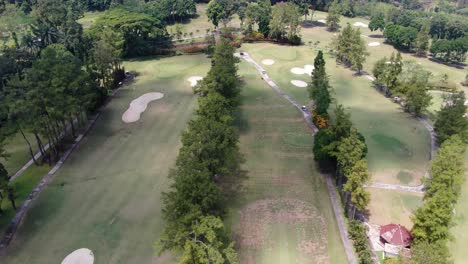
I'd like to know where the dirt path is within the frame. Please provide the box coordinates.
[235,52,357,264]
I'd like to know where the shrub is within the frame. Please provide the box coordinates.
[288,35,302,45]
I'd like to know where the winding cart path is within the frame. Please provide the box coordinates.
[235,52,357,264]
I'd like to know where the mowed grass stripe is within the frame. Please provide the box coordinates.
[225,59,347,264]
[2,55,210,264]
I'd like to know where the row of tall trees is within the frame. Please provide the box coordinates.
[366,6,468,61]
[334,23,368,72]
[207,0,302,44]
[308,50,371,263]
[157,38,240,263]
[434,91,468,144]
[410,135,466,263]
[373,52,432,115]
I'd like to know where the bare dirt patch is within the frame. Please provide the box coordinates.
[235,198,329,263]
[122,92,164,123]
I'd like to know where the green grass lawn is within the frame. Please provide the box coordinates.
[303,11,467,93]
[238,42,429,228]
[1,54,210,264]
[224,57,346,263]
[78,11,104,29]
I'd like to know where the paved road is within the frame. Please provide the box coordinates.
[235,52,357,264]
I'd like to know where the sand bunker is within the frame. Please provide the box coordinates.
[353,22,368,27]
[291,80,308,87]
[261,59,275,65]
[187,76,203,87]
[122,92,164,123]
[318,19,326,23]
[61,248,94,264]
[291,65,314,76]
[368,42,381,47]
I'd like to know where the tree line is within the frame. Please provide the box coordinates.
[308,51,372,264]
[373,52,435,116]
[407,135,466,264]
[157,38,240,263]
[367,5,468,62]
[207,0,302,45]
[0,0,132,217]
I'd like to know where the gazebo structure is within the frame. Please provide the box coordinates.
[379,224,412,257]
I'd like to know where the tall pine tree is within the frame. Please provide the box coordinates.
[308,51,331,116]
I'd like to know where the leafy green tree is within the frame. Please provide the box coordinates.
[415,23,431,55]
[434,92,468,144]
[198,38,239,104]
[244,0,271,36]
[89,28,125,92]
[179,215,238,264]
[332,128,366,188]
[369,14,385,32]
[89,8,167,57]
[410,240,453,264]
[269,2,301,42]
[309,51,331,116]
[207,0,235,28]
[343,159,370,219]
[404,85,431,116]
[384,24,418,50]
[425,135,465,201]
[412,135,466,243]
[335,24,368,72]
[313,128,335,165]
[326,1,341,31]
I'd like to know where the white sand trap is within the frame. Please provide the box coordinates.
[187,76,203,87]
[291,67,305,75]
[353,22,368,27]
[368,42,381,47]
[122,92,164,123]
[318,19,326,23]
[61,248,94,264]
[261,59,275,65]
[291,80,308,87]
[291,65,315,76]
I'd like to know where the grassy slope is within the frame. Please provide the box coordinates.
[239,43,428,227]
[2,54,210,263]
[224,58,346,263]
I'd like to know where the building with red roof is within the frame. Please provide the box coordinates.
[379,224,413,257]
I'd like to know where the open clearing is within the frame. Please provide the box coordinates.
[1,54,210,263]
[239,42,430,227]
[224,58,346,263]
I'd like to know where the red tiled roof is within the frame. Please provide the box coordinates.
[380,224,413,247]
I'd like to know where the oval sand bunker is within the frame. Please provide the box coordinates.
[368,42,381,47]
[187,76,203,87]
[122,92,164,123]
[353,22,368,27]
[291,80,308,87]
[61,248,94,264]
[291,65,314,76]
[261,59,275,65]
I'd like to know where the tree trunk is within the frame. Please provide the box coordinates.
[8,189,16,210]
[34,132,45,157]
[18,125,38,165]
[69,117,76,138]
